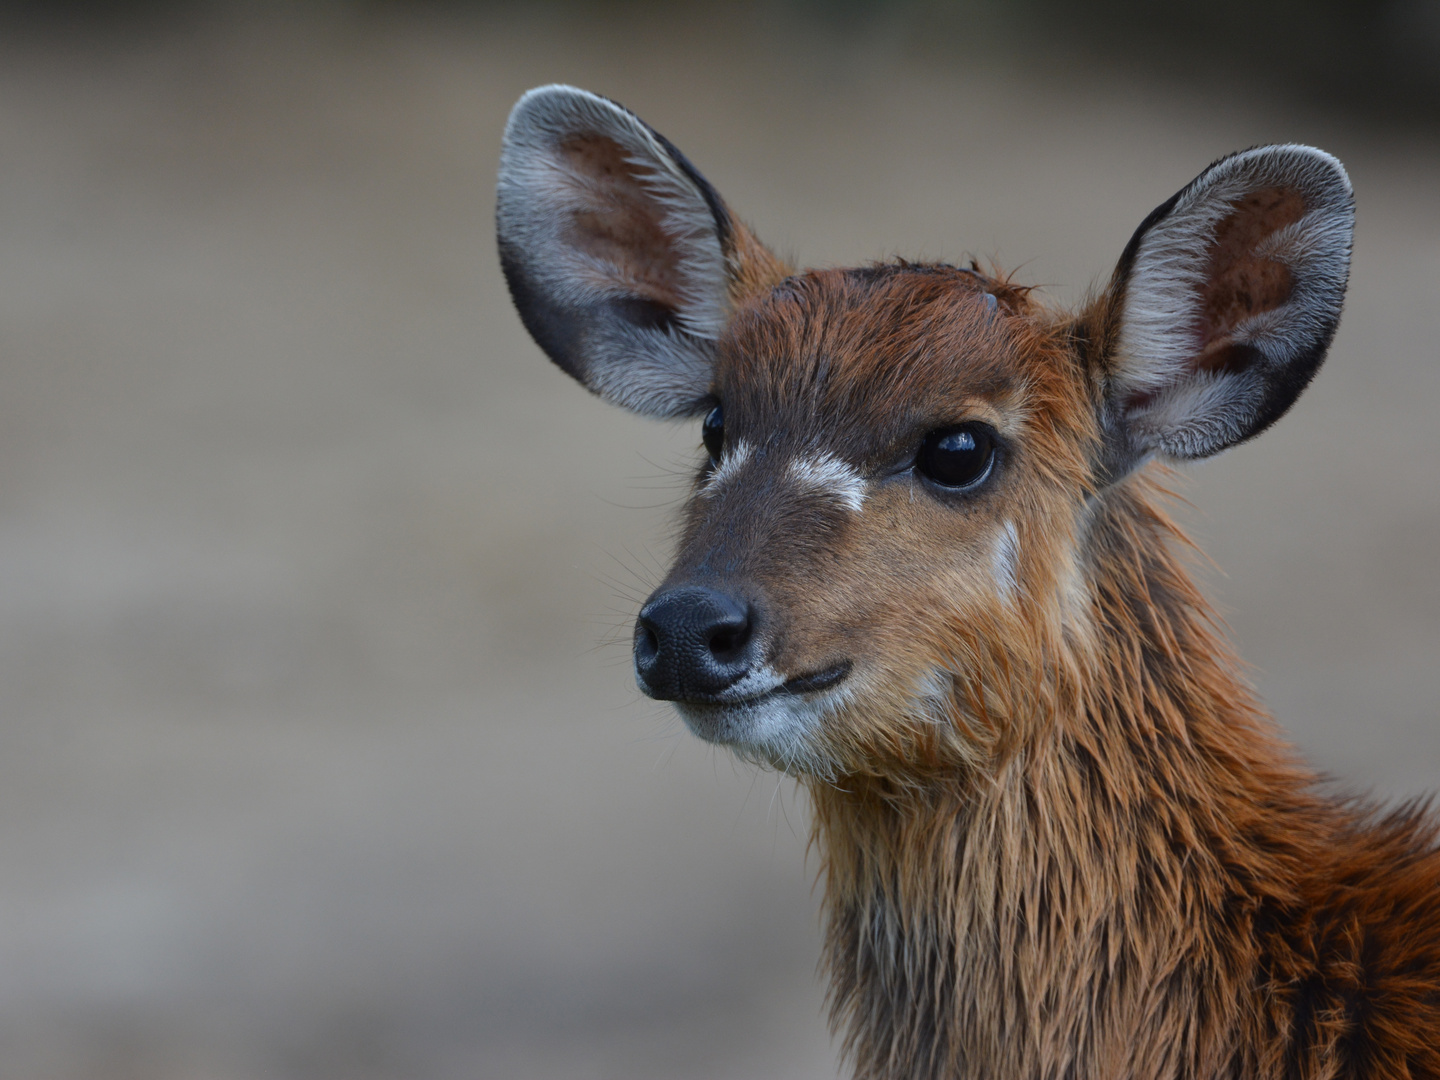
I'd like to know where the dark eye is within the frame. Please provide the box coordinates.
[702,405,724,463]
[915,424,996,490]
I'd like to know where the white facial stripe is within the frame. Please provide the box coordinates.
[992,519,1020,602]
[700,439,753,497]
[701,445,867,514]
[788,453,867,512]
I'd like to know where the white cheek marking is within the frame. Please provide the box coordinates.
[992,519,1020,602]
[700,439,753,498]
[788,453,867,512]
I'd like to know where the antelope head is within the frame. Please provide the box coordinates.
[496,85,1354,784]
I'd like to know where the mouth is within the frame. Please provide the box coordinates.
[774,661,851,697]
[671,660,853,768]
[688,659,852,707]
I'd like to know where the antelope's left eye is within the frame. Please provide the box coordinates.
[702,405,724,463]
[915,424,996,490]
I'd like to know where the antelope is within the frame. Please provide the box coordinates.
[495,85,1440,1079]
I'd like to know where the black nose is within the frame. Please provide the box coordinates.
[634,586,758,701]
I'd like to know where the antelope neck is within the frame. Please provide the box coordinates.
[807,483,1327,1080]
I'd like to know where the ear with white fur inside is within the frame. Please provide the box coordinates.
[1099,144,1354,469]
[497,85,744,418]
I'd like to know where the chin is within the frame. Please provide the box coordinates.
[673,686,850,777]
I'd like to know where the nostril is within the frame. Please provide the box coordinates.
[634,620,660,668]
[706,617,751,660]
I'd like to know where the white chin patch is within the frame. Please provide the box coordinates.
[674,684,849,774]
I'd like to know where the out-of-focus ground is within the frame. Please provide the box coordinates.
[0,5,1436,1078]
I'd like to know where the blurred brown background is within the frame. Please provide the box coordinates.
[0,2,1436,1077]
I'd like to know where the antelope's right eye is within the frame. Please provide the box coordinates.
[702,405,724,463]
[915,423,996,491]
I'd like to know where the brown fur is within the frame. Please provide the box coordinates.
[497,91,1419,1074]
[674,265,1440,1079]
[1203,187,1303,334]
[722,216,791,306]
[811,468,1440,1080]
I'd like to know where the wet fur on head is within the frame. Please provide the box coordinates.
[498,88,1439,1080]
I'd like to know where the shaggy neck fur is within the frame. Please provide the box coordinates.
[807,475,1439,1080]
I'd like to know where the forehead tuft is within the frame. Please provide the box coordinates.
[712,263,1045,452]
[755,262,1019,316]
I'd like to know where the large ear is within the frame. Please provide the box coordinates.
[1092,144,1354,472]
[496,85,787,418]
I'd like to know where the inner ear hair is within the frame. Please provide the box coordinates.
[496,85,789,419]
[1097,144,1354,469]
[552,125,732,339]
[1194,185,1307,370]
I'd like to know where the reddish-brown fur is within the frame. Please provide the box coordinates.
[686,264,1440,1079]
[495,92,1437,1078]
